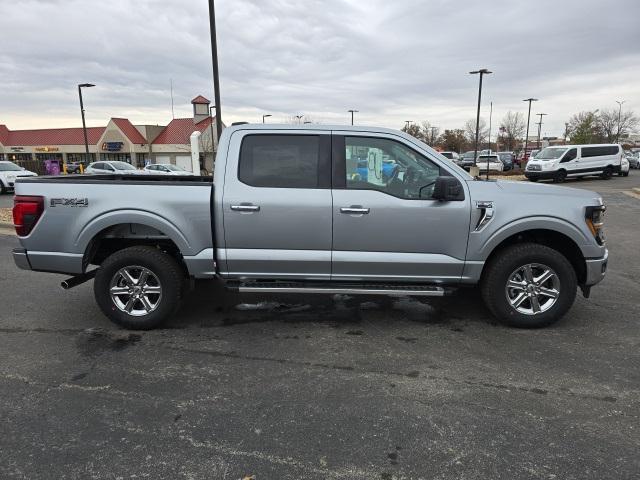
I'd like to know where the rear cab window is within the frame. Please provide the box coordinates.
[238,134,330,188]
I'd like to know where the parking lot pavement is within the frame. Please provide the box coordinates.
[1,176,639,479]
[0,193,13,209]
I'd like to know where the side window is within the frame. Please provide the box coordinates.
[93,163,104,170]
[344,136,441,199]
[561,148,577,162]
[239,135,325,188]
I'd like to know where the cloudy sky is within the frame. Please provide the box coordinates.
[1,0,639,137]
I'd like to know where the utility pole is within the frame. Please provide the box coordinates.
[522,98,538,162]
[348,109,358,125]
[207,0,223,140]
[78,83,95,164]
[616,100,625,143]
[470,68,492,178]
[536,113,548,149]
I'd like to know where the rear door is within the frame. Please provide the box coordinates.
[331,132,471,282]
[221,130,332,280]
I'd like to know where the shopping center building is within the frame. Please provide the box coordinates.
[0,95,221,174]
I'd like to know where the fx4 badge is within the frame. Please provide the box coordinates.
[50,198,89,207]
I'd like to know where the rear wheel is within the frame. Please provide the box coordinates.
[600,166,613,179]
[94,246,184,330]
[481,243,577,328]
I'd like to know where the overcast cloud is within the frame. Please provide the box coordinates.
[1,0,639,136]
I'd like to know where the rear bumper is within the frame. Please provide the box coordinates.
[13,248,31,270]
[584,248,608,286]
[12,248,84,274]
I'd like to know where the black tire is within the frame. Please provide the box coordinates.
[94,246,184,330]
[553,170,567,183]
[600,166,613,179]
[622,171,629,177]
[481,243,577,328]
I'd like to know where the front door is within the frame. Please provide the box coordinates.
[222,131,333,280]
[331,133,471,282]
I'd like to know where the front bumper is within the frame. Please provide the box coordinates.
[524,170,556,180]
[584,248,608,286]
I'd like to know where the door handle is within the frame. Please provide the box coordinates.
[231,204,260,212]
[340,207,370,215]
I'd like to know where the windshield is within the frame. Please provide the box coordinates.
[498,153,512,161]
[462,152,476,159]
[440,152,453,159]
[111,161,136,170]
[165,165,185,171]
[535,147,568,160]
[478,155,499,161]
[0,162,23,172]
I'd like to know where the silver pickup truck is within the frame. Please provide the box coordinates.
[12,124,608,329]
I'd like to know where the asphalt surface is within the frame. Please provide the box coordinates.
[1,174,639,479]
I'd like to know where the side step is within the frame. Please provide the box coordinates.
[229,281,446,297]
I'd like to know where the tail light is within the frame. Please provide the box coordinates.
[13,195,44,237]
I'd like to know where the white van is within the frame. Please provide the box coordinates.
[524,144,623,182]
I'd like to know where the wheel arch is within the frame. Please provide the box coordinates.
[480,227,587,285]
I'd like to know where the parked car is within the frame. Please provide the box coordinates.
[12,124,608,330]
[144,164,195,176]
[497,152,514,171]
[0,161,38,194]
[457,151,477,170]
[625,151,640,169]
[65,161,85,174]
[619,157,629,177]
[439,151,460,161]
[525,144,624,182]
[85,161,146,175]
[476,154,504,172]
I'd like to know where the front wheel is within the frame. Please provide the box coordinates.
[481,243,577,328]
[94,246,184,330]
[553,170,567,183]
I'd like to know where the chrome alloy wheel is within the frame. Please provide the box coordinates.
[109,266,162,316]
[505,263,560,315]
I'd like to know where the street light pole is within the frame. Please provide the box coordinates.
[405,120,412,129]
[78,83,95,164]
[262,114,272,124]
[470,68,492,179]
[536,113,548,149]
[348,109,358,125]
[209,105,217,169]
[295,115,304,124]
[207,0,223,141]
[522,98,538,163]
[616,100,625,143]
[430,126,437,145]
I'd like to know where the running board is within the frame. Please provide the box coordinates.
[230,282,446,297]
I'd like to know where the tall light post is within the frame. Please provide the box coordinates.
[430,126,438,145]
[536,113,548,149]
[404,120,413,129]
[78,83,95,163]
[470,68,492,179]
[348,109,358,125]
[522,98,538,162]
[488,101,493,153]
[262,114,272,124]
[207,0,223,141]
[616,100,625,143]
[295,115,304,124]
[209,105,217,166]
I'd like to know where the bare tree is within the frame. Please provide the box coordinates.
[464,118,489,147]
[420,121,440,146]
[598,108,639,142]
[499,111,526,151]
[401,122,423,140]
[566,111,605,144]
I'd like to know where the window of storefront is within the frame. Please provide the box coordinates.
[136,153,147,168]
[100,153,131,163]
[67,153,96,164]
[7,153,33,162]
[0,154,4,161]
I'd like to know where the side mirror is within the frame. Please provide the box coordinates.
[432,176,465,201]
[21,167,26,171]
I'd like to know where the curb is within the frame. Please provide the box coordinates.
[633,187,640,194]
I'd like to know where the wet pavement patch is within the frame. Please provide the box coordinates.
[76,328,142,357]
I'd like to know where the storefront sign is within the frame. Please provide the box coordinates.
[35,146,59,152]
[10,147,24,152]
[102,142,124,152]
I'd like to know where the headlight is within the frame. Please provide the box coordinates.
[585,205,606,245]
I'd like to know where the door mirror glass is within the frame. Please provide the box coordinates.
[432,176,464,201]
